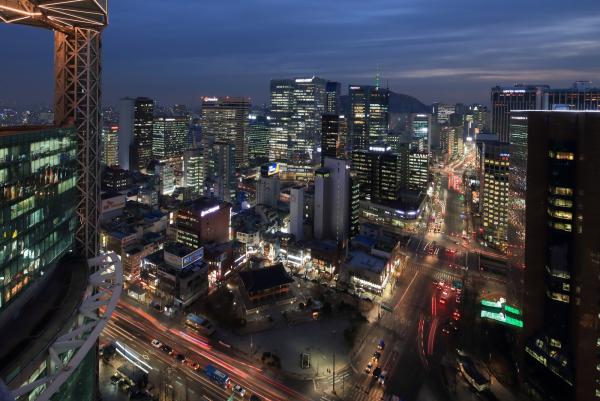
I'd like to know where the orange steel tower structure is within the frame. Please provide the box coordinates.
[1,0,108,257]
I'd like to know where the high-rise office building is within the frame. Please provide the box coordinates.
[409,113,431,153]
[133,97,154,170]
[349,173,360,237]
[154,162,175,196]
[325,81,341,114]
[408,151,429,192]
[102,124,119,167]
[248,113,270,164]
[173,198,231,249]
[269,79,295,161]
[291,77,327,161]
[212,141,236,202]
[268,77,327,162]
[521,111,600,401]
[349,85,389,151]
[152,116,189,160]
[201,96,250,167]
[118,97,154,171]
[183,148,205,200]
[432,102,456,125]
[477,137,509,251]
[118,97,135,170]
[0,126,78,309]
[491,85,547,142]
[321,114,345,162]
[314,157,351,242]
[468,104,489,134]
[546,81,600,111]
[351,146,406,202]
[507,112,529,269]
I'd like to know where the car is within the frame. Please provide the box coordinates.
[452,310,461,320]
[365,362,373,374]
[186,360,200,371]
[151,339,162,348]
[378,339,385,350]
[372,351,381,362]
[441,325,450,335]
[174,353,186,363]
[372,366,382,378]
[378,371,387,385]
[110,374,120,385]
[249,395,262,401]
[233,384,246,396]
[160,344,173,354]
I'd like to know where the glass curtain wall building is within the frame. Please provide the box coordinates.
[0,126,77,310]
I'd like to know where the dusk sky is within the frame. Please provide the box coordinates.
[2,0,600,107]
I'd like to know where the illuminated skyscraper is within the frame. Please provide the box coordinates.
[325,81,341,114]
[183,148,205,200]
[349,85,389,151]
[133,97,154,170]
[432,102,456,125]
[152,116,189,160]
[351,146,406,203]
[248,113,270,164]
[269,77,327,162]
[546,81,600,111]
[491,85,547,142]
[269,79,295,161]
[102,124,119,167]
[408,151,429,192]
[0,126,77,309]
[212,141,236,202]
[476,137,509,251]
[201,96,250,167]
[521,111,600,401]
[321,114,342,162]
[409,113,431,153]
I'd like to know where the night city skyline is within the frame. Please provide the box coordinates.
[2,2,600,401]
[2,0,600,106]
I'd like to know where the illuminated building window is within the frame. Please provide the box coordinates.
[550,186,573,196]
[552,222,572,232]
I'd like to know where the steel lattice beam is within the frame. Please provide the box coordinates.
[55,28,102,257]
[9,252,123,401]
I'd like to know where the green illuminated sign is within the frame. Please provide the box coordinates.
[480,310,523,328]
[504,305,521,315]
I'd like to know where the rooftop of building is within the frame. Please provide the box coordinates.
[181,196,229,212]
[0,124,54,137]
[145,249,206,278]
[238,264,294,294]
[164,242,198,258]
[308,239,338,253]
[368,189,425,212]
[346,251,387,274]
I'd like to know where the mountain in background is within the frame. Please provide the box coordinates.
[340,91,430,116]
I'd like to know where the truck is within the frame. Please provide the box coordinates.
[204,365,230,388]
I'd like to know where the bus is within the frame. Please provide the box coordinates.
[204,364,230,388]
[185,313,216,336]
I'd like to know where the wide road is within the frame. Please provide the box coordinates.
[101,300,312,401]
